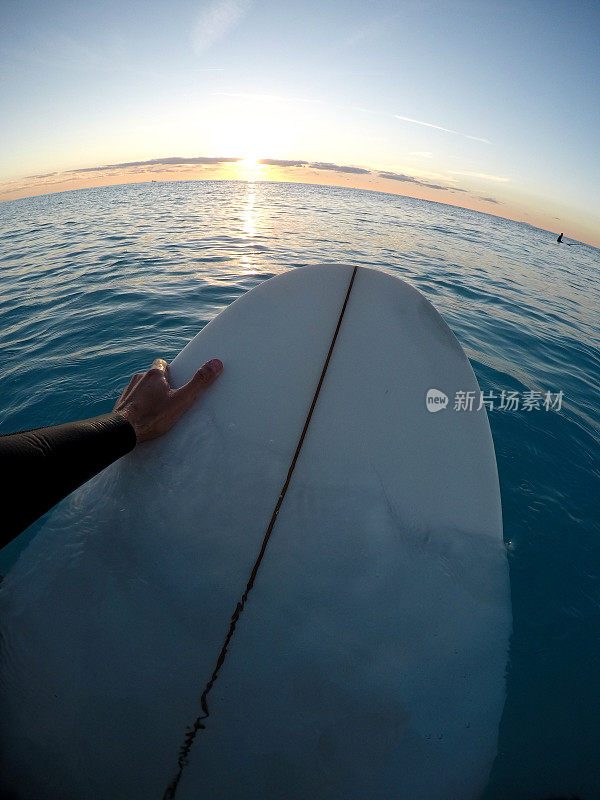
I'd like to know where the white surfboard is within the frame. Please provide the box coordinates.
[0,264,511,800]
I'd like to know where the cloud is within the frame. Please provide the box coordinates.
[448,170,509,183]
[10,156,496,209]
[192,0,251,54]
[310,162,371,174]
[347,105,380,113]
[258,159,308,167]
[378,171,449,191]
[26,171,59,179]
[394,115,490,144]
[213,91,321,105]
[344,16,392,47]
[68,157,241,173]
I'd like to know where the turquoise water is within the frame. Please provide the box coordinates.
[1,180,599,798]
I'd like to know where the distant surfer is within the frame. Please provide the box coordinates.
[556,232,579,246]
[0,357,223,546]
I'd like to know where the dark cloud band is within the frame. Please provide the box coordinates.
[68,156,241,174]
[378,171,449,191]
[258,158,308,167]
[22,155,495,205]
[310,162,371,174]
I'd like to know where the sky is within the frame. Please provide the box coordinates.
[1,0,599,246]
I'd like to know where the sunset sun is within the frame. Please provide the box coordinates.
[237,156,264,180]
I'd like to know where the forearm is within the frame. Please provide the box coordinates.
[0,412,137,547]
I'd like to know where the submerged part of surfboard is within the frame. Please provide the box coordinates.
[0,265,511,800]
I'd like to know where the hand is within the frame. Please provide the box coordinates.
[114,357,223,443]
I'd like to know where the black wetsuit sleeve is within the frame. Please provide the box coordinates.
[0,413,137,548]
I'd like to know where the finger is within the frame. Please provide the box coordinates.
[172,358,223,412]
[150,358,171,385]
[151,358,169,374]
[116,372,143,404]
[123,372,144,400]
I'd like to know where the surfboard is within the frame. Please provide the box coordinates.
[0,264,511,800]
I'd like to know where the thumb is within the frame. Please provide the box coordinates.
[174,358,223,409]
[195,358,223,386]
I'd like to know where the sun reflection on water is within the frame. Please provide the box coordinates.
[240,183,261,275]
[243,186,256,238]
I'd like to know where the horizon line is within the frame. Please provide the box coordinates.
[0,175,586,248]
[0,156,594,248]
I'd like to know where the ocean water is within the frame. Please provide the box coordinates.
[0,180,599,799]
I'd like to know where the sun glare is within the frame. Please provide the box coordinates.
[237,156,266,181]
[240,157,258,169]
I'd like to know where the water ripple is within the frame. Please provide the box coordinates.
[0,181,599,797]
